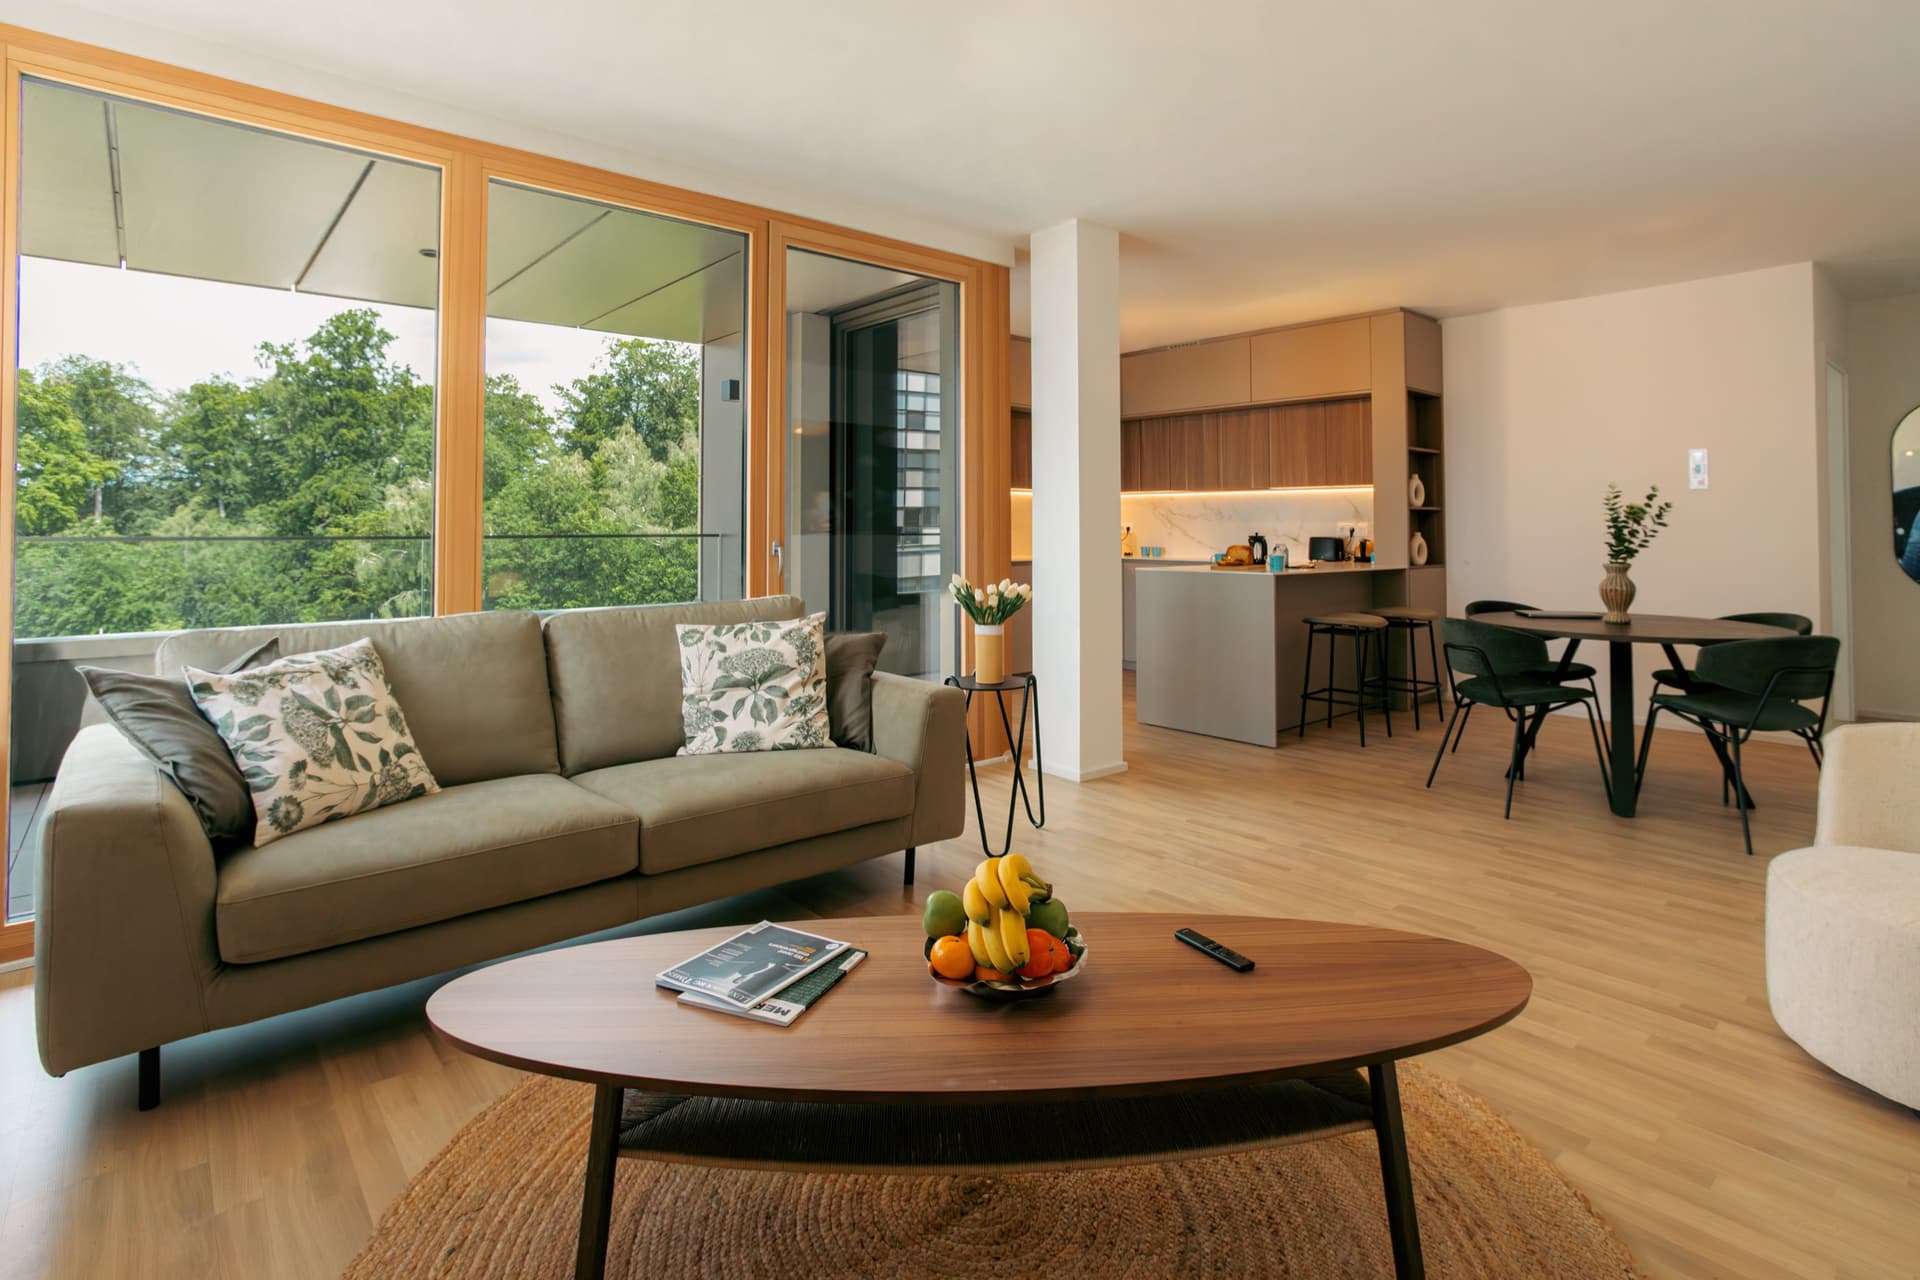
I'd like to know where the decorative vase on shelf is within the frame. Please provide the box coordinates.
[1599,562,1636,625]
[1409,531,1429,566]
[973,624,1006,684]
[1409,473,1426,507]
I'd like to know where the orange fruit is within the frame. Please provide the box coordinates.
[1017,928,1057,978]
[929,935,975,980]
[974,964,1011,983]
[1049,935,1073,973]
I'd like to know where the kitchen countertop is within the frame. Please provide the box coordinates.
[1136,562,1395,575]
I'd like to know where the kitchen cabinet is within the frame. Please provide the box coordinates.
[1011,410,1032,488]
[1119,398,1370,493]
[1120,336,1251,418]
[1009,337,1032,409]
[1404,313,1442,396]
[1248,317,1372,403]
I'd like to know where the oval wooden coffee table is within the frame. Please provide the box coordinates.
[428,912,1532,1280]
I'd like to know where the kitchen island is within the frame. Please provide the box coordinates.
[1134,563,1447,747]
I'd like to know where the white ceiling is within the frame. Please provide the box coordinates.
[18,0,1920,349]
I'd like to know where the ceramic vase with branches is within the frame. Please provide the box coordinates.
[1599,484,1673,624]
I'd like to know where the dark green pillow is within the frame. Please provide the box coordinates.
[824,631,887,750]
[78,639,278,844]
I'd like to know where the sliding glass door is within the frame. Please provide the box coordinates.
[783,248,958,680]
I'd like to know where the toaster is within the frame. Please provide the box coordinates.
[1307,536,1348,562]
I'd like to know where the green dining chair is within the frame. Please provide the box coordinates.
[1428,618,1611,819]
[1462,599,1605,738]
[1650,611,1817,807]
[1650,612,1815,694]
[1634,635,1839,856]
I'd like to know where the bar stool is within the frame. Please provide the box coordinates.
[1298,613,1393,746]
[1368,606,1448,730]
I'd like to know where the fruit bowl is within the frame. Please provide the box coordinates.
[926,928,1087,1000]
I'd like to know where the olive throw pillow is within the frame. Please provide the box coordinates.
[78,638,279,846]
[676,612,830,754]
[187,638,439,846]
[824,630,887,750]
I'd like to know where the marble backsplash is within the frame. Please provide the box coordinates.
[1120,491,1373,561]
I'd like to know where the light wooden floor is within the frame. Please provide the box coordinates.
[1,689,1915,1280]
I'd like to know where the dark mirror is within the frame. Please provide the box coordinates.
[1897,406,1920,582]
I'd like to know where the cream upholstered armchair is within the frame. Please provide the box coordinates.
[1765,722,1920,1110]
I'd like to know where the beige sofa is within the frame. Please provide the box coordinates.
[34,596,966,1107]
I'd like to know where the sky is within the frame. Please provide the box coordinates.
[19,257,622,416]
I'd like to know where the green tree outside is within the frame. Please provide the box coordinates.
[13,309,706,638]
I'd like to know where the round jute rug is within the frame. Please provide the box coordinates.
[345,1064,1641,1279]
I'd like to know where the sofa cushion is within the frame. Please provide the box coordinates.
[214,774,638,963]
[189,638,440,846]
[676,612,830,755]
[543,596,805,773]
[825,631,887,749]
[156,610,560,787]
[571,748,914,875]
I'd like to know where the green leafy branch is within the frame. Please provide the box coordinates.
[1602,484,1673,565]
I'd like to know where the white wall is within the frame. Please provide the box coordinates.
[1444,263,1826,719]
[1844,291,1920,720]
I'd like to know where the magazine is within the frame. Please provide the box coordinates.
[677,949,867,1026]
[655,921,849,1008]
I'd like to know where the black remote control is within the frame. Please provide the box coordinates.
[1174,928,1254,972]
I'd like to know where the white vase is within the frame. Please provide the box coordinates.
[1409,532,1429,566]
[1409,473,1426,507]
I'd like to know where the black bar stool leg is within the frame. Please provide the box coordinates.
[1405,624,1422,730]
[1298,626,1316,739]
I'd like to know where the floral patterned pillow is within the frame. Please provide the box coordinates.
[676,613,830,755]
[187,638,440,846]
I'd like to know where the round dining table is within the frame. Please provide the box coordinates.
[1471,611,1797,817]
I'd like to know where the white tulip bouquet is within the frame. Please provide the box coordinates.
[949,574,1032,625]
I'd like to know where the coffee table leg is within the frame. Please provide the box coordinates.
[575,1083,622,1280]
[1369,1061,1425,1280]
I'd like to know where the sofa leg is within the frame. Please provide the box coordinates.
[138,1046,160,1111]
[903,847,916,886]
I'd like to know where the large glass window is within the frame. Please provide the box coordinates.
[783,249,959,681]
[481,181,747,610]
[9,79,441,920]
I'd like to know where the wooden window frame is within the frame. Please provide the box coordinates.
[0,22,1010,960]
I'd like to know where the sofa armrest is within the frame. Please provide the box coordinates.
[34,724,220,1076]
[1814,723,1920,855]
[870,672,967,847]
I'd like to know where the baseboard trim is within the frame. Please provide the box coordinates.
[0,956,33,975]
[1041,760,1129,783]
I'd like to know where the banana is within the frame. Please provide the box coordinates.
[1001,853,1052,905]
[995,904,1031,969]
[965,920,994,969]
[979,912,1015,971]
[962,878,994,926]
[997,856,1034,914]
[975,858,1010,909]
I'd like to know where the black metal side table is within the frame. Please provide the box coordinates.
[944,672,1045,857]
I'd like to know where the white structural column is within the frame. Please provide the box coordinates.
[1029,219,1126,781]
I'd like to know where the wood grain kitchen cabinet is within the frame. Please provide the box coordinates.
[1215,409,1269,490]
[1010,410,1032,488]
[1324,398,1374,484]
[1120,419,1142,492]
[1120,336,1251,418]
[1009,336,1032,409]
[1268,402,1329,488]
[1249,318,1371,403]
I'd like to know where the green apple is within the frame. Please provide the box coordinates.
[1027,897,1070,939]
[922,890,968,938]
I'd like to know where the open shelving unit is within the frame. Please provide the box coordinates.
[1407,392,1444,566]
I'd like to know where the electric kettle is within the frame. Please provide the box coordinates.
[1248,532,1268,563]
